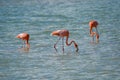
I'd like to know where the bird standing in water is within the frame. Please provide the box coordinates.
[51,29,79,53]
[16,33,30,48]
[89,20,99,42]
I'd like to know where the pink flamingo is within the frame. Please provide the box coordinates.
[51,29,79,53]
[89,20,99,42]
[16,33,30,48]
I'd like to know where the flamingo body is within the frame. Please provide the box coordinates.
[51,30,69,37]
[89,20,98,29]
[16,33,29,40]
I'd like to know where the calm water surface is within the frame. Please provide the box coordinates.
[0,0,120,80]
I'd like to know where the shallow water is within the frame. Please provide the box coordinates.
[0,0,120,80]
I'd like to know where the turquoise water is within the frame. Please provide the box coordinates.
[0,0,120,80]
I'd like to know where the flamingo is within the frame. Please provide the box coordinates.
[89,20,99,42]
[51,29,79,53]
[16,33,30,48]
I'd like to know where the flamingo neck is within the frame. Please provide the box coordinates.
[90,27,92,35]
[26,40,30,48]
[65,36,78,52]
[65,36,71,46]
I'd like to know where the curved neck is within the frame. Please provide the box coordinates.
[66,36,70,46]
[26,40,29,44]
[65,36,78,52]
[90,27,99,35]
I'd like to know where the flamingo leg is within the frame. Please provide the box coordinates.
[92,35,94,42]
[54,37,61,52]
[96,27,99,34]
[22,40,26,48]
[62,37,64,53]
